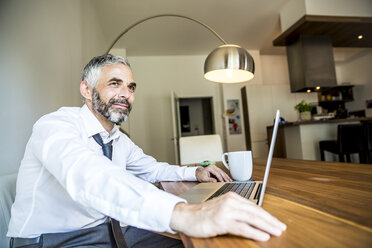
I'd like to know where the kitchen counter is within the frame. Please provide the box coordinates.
[267,117,372,161]
[276,116,372,127]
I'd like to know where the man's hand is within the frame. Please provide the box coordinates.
[195,164,232,182]
[170,192,286,241]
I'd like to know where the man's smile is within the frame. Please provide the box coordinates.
[112,103,128,109]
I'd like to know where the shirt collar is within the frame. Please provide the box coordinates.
[80,104,120,142]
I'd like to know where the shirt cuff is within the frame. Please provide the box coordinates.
[141,190,186,233]
[182,166,199,181]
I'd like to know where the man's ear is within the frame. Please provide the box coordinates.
[80,81,92,101]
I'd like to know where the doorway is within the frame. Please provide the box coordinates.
[179,97,215,137]
[171,93,217,164]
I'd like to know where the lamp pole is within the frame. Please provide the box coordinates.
[105,14,227,54]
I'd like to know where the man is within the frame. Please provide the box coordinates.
[7,54,286,247]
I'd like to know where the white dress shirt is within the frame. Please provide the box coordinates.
[7,104,198,238]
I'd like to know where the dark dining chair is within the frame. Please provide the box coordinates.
[319,124,369,163]
[362,121,372,163]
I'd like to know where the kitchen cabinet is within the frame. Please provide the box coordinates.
[317,85,354,113]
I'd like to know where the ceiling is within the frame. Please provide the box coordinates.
[91,0,290,56]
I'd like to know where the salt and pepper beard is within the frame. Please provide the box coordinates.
[92,88,132,124]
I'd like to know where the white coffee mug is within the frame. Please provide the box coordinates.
[221,151,253,181]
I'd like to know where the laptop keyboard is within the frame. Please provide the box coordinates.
[254,182,262,201]
[207,182,261,201]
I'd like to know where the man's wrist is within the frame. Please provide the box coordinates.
[195,166,203,181]
[170,202,188,233]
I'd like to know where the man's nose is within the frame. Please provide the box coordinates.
[118,85,131,99]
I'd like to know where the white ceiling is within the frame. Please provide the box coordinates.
[91,0,290,56]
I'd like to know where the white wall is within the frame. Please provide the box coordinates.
[279,0,307,32]
[335,48,372,116]
[124,55,223,165]
[304,0,372,17]
[0,0,107,175]
[221,84,247,152]
[246,54,318,158]
[280,0,372,31]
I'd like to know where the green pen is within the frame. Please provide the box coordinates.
[200,161,216,167]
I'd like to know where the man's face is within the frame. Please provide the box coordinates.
[92,63,136,124]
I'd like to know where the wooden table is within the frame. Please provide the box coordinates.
[160,158,372,247]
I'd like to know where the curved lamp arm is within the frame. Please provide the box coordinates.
[105,14,227,54]
[106,14,254,83]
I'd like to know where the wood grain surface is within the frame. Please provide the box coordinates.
[160,158,372,247]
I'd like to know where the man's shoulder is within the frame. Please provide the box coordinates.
[35,106,82,127]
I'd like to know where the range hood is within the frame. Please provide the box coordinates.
[273,15,372,92]
[286,35,337,92]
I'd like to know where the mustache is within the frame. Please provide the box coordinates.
[109,98,131,109]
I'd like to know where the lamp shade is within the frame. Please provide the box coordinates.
[204,44,255,83]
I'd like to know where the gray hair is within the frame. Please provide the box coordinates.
[82,54,131,88]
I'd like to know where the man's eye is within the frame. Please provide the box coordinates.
[128,85,136,92]
[110,82,118,86]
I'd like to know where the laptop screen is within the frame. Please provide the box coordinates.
[257,109,280,206]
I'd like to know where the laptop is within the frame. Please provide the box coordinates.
[179,109,280,206]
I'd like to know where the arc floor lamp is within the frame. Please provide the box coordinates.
[106,14,255,84]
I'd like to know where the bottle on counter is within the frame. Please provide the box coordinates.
[335,104,347,119]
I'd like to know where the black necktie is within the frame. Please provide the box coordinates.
[92,133,128,248]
